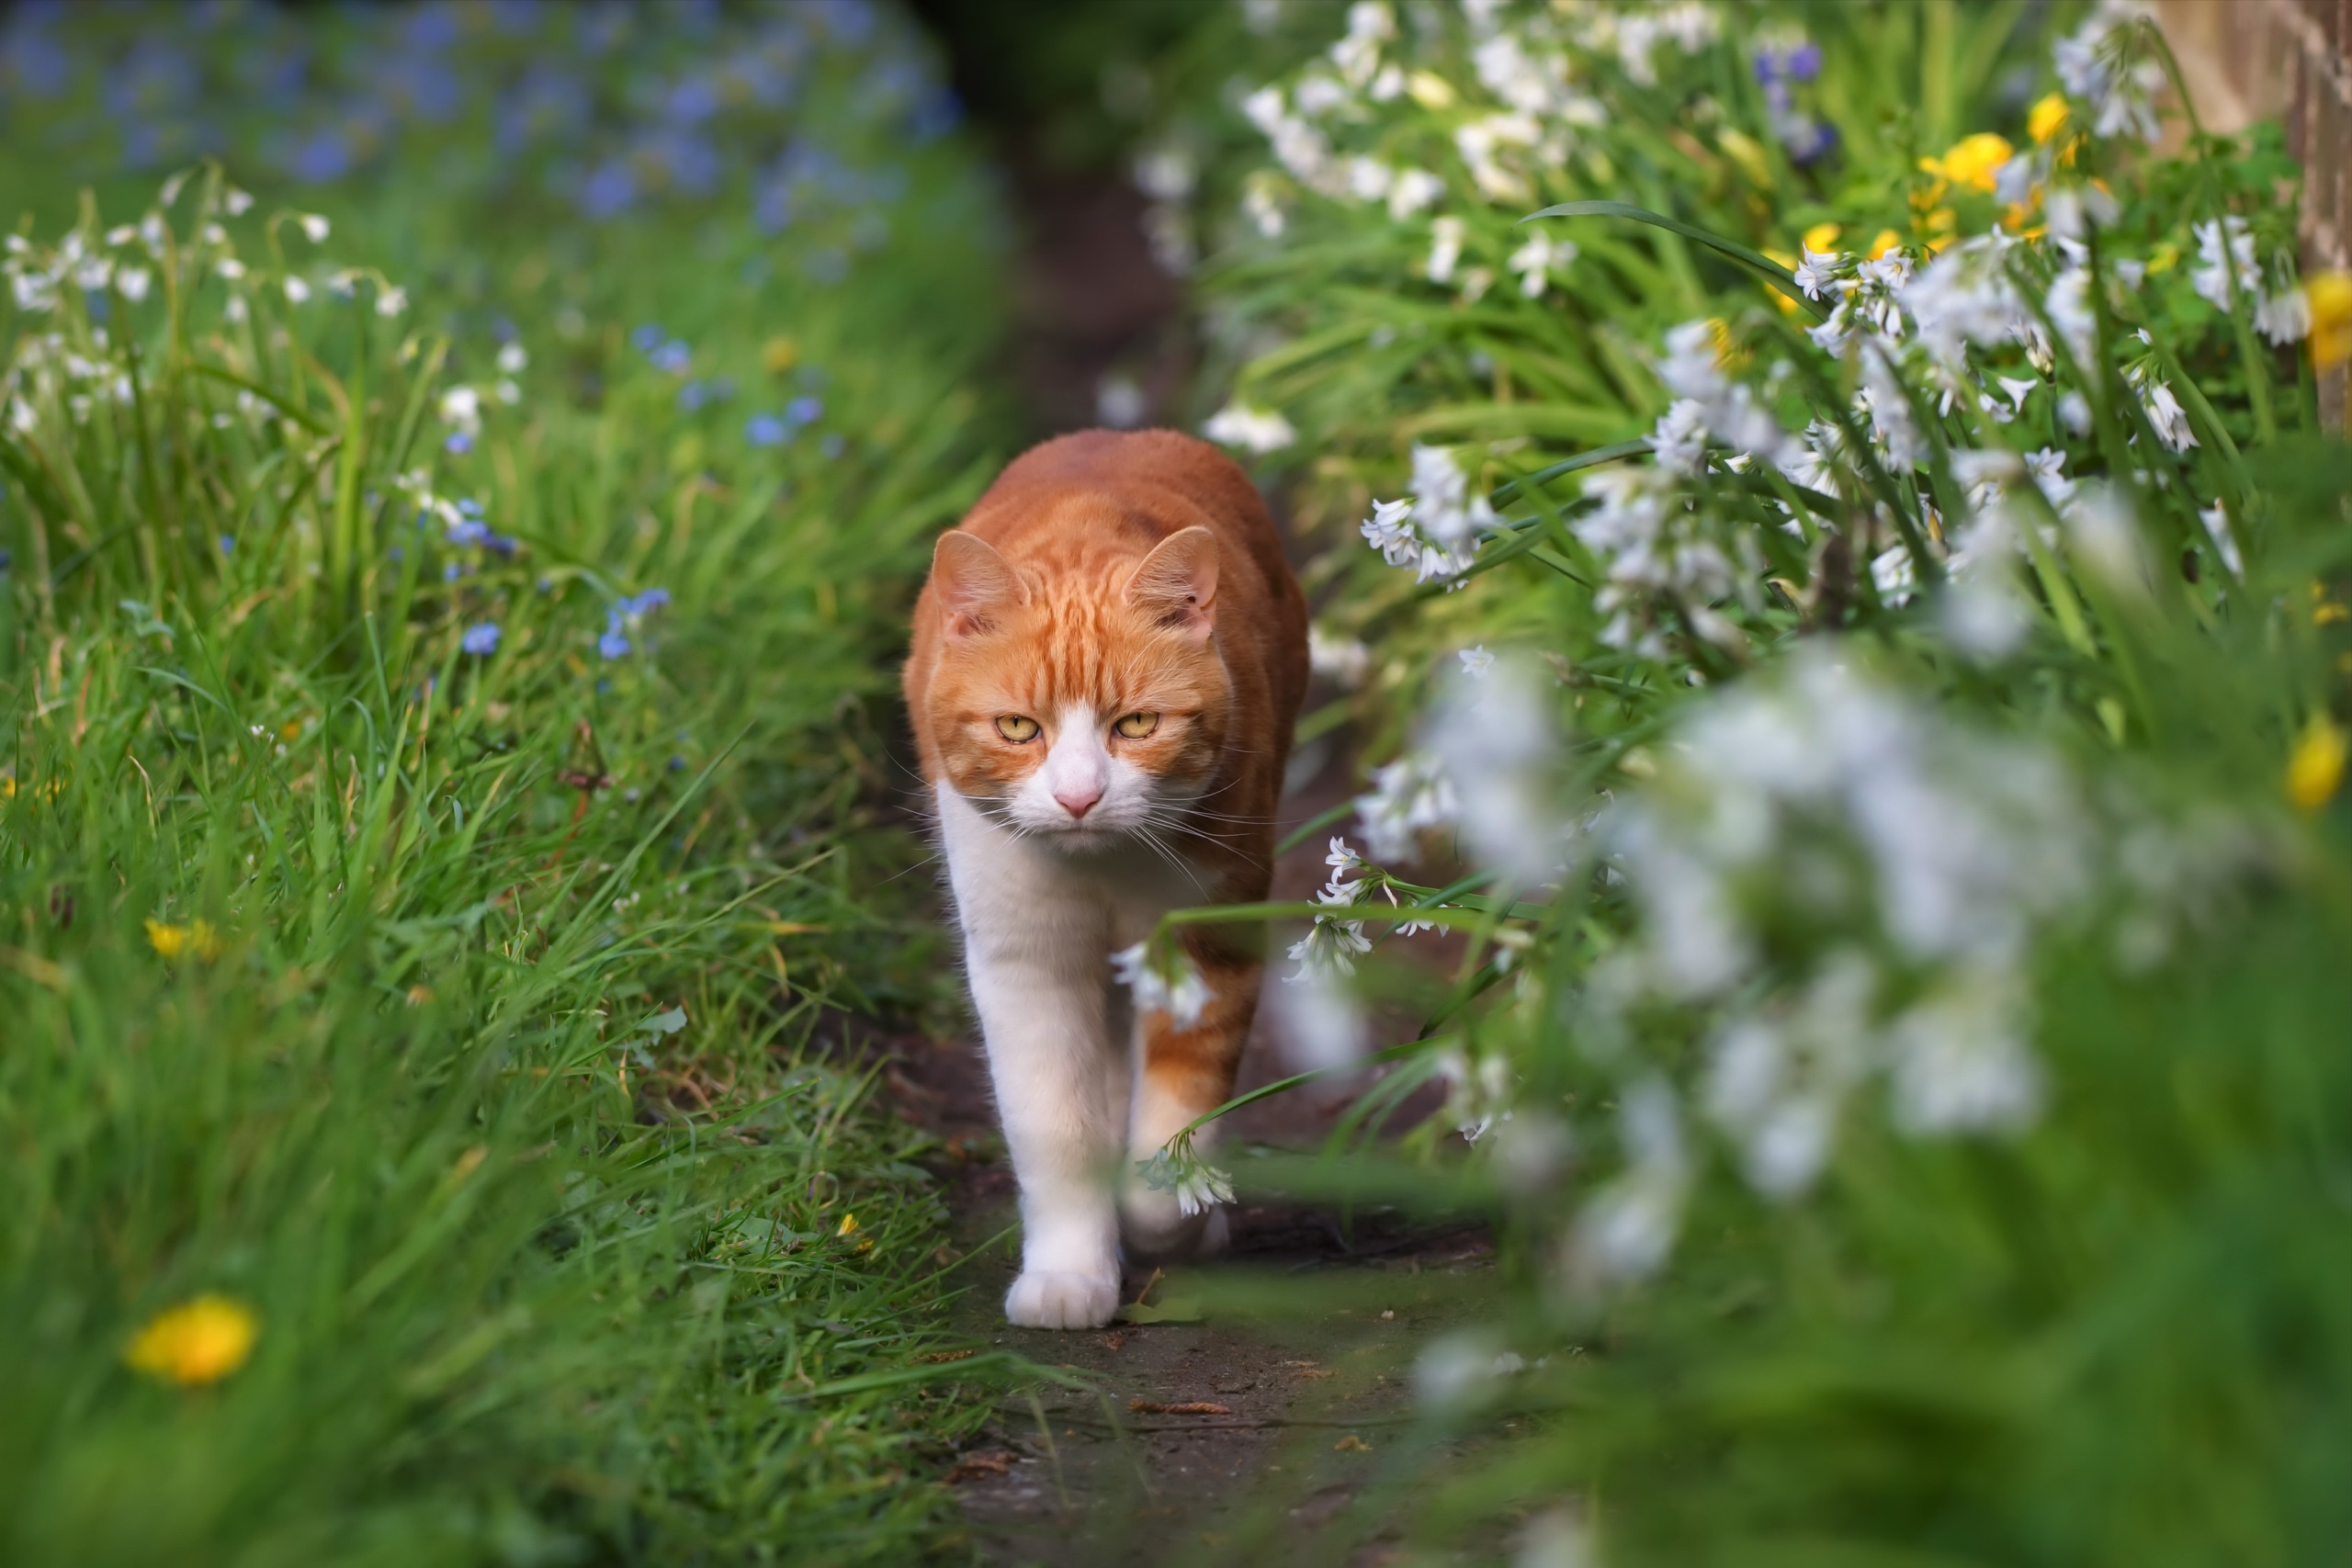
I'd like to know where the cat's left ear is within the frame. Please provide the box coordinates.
[1125,525,1218,643]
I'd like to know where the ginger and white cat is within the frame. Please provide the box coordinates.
[904,430,1308,1329]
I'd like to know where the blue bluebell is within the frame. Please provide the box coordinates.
[462,622,502,656]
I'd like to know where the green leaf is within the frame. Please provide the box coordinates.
[1520,200,1826,319]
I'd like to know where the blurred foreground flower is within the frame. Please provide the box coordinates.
[2287,716,2346,812]
[126,1295,258,1386]
[2308,271,2352,368]
[144,919,221,963]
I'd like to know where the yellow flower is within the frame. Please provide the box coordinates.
[126,1295,259,1386]
[836,1213,859,1236]
[1706,316,1749,370]
[145,919,223,963]
[761,335,799,375]
[1763,248,1801,314]
[2307,272,2352,369]
[2030,93,2070,145]
[1938,132,2016,193]
[1801,221,1841,255]
[1868,229,1904,261]
[1406,70,1457,110]
[0,773,14,799]
[2287,716,2347,812]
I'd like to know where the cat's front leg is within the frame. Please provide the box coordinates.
[942,794,1126,1329]
[1123,935,1262,1259]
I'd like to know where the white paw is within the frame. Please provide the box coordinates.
[1004,1269,1120,1329]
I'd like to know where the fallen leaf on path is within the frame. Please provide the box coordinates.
[919,1348,977,1363]
[1100,1331,1128,1350]
[1129,1399,1232,1416]
[1331,1435,1372,1452]
[943,1450,1014,1483]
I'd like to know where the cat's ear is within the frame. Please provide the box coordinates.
[1125,525,1218,642]
[932,531,1024,639]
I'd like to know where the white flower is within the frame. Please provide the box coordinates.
[1273,959,1366,1069]
[1507,233,1575,299]
[283,276,311,304]
[376,286,407,318]
[1360,496,1418,567]
[1308,625,1373,687]
[1650,398,1710,475]
[495,342,528,375]
[2199,502,2245,578]
[1792,245,1844,301]
[1570,1079,1690,1282]
[1355,750,1458,863]
[2190,216,2260,310]
[1111,942,1213,1028]
[298,213,331,243]
[1203,402,1296,453]
[1427,653,1563,887]
[215,256,246,281]
[1427,215,1465,285]
[1170,1158,1234,1217]
[438,384,482,433]
[2256,284,2310,344]
[223,187,254,216]
[1386,167,1444,220]
[1242,173,1289,239]
[2130,367,2198,451]
[1885,973,2043,1134]
[115,266,151,303]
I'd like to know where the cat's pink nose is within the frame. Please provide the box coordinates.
[1054,782,1102,819]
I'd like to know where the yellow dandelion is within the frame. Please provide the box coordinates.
[2307,272,2352,369]
[1939,132,2015,193]
[127,1294,259,1386]
[145,919,223,963]
[2288,716,2347,813]
[2030,93,2070,145]
[837,1213,859,1236]
[1868,229,1904,261]
[1801,221,1841,255]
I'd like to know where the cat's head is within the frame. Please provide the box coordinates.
[921,525,1231,844]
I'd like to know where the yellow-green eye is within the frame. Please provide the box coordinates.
[995,715,1039,743]
[1114,712,1159,739]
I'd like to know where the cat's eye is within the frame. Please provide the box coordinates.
[995,715,1040,743]
[1113,712,1159,739]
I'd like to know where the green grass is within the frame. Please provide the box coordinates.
[0,11,1018,1561]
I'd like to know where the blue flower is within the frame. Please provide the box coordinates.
[461,622,501,656]
[581,158,636,220]
[288,129,352,184]
[445,431,474,455]
[599,626,631,660]
[218,534,233,554]
[679,380,708,412]
[443,561,464,582]
[620,587,671,616]
[1785,41,1823,82]
[650,340,692,374]
[631,323,665,353]
[786,393,823,426]
[746,412,789,446]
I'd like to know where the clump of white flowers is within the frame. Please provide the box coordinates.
[1111,940,1211,1027]
[1359,444,1493,585]
[1556,649,2252,1284]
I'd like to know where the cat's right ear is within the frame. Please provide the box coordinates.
[932,531,1024,639]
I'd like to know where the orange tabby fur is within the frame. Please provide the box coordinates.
[904,429,1306,1326]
